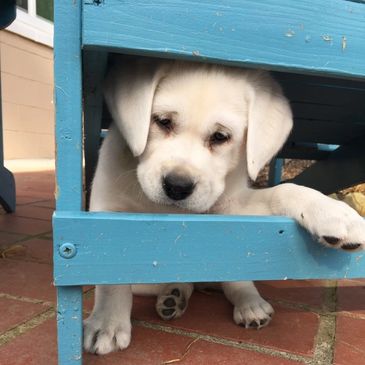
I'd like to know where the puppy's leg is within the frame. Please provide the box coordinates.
[84,285,132,355]
[263,183,365,251]
[155,283,194,320]
[222,281,273,329]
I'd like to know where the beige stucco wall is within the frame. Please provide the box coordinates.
[0,30,54,159]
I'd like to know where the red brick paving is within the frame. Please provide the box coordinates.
[0,169,364,365]
[132,291,319,356]
[5,237,53,264]
[0,215,51,236]
[337,280,365,316]
[0,297,50,334]
[0,259,55,302]
[333,315,365,365]
[14,205,53,221]
[256,280,327,308]
[0,231,26,245]
[0,318,303,365]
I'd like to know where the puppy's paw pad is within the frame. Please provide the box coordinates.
[83,317,131,355]
[233,298,274,330]
[307,199,365,251]
[156,288,187,320]
[242,318,270,329]
[322,236,341,245]
[341,243,362,251]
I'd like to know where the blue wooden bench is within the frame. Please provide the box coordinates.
[53,1,365,364]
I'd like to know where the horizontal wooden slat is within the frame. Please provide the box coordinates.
[53,211,365,285]
[290,103,363,124]
[288,119,365,144]
[83,0,365,78]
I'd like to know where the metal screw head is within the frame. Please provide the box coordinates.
[59,243,77,259]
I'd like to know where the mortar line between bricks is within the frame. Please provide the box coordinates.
[0,230,53,242]
[269,299,327,315]
[310,282,337,365]
[133,319,310,363]
[0,292,54,307]
[0,307,55,347]
[12,215,52,222]
[268,299,365,321]
[17,199,54,207]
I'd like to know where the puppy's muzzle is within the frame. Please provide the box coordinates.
[162,173,195,201]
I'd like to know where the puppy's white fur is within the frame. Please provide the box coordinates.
[84,58,365,355]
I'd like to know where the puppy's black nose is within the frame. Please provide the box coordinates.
[163,174,195,201]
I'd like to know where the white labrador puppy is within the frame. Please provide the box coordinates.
[84,58,365,355]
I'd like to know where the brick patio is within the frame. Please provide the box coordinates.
[0,168,364,365]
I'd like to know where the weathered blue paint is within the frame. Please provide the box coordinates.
[53,211,365,285]
[54,1,84,364]
[54,1,365,364]
[54,0,83,211]
[57,286,83,365]
[83,0,365,79]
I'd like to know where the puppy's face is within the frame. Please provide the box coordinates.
[105,58,293,213]
[137,68,249,212]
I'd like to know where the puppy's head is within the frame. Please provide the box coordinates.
[105,58,292,212]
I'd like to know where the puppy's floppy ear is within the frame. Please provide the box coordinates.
[104,57,168,156]
[246,72,293,181]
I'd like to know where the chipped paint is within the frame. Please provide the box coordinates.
[355,255,363,263]
[285,29,295,37]
[305,35,311,43]
[322,34,333,43]
[192,50,200,56]
[342,36,347,51]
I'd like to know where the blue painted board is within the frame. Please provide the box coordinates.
[54,0,83,211]
[57,286,83,365]
[53,211,365,285]
[83,0,365,79]
[268,159,283,187]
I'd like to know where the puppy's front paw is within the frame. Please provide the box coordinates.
[83,315,131,355]
[304,198,365,252]
[233,297,274,329]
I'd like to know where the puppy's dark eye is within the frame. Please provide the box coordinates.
[154,116,173,131]
[210,131,230,145]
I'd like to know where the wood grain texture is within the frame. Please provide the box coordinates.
[83,0,365,78]
[57,286,83,365]
[53,211,365,285]
[54,0,83,210]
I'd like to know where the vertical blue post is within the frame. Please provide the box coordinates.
[54,0,83,211]
[54,1,83,364]
[57,287,83,365]
[268,158,284,186]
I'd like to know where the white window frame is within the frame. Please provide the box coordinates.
[7,0,53,48]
